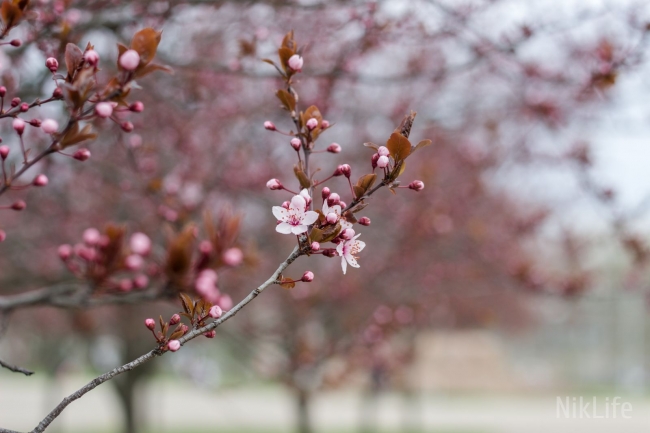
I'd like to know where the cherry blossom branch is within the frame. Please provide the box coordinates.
[0,246,301,433]
[0,358,33,376]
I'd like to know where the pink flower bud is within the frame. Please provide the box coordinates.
[305,117,318,130]
[321,187,331,199]
[301,271,314,282]
[199,269,218,284]
[95,102,113,118]
[339,201,347,209]
[321,120,330,129]
[73,148,91,161]
[409,180,425,191]
[266,178,282,190]
[0,145,9,160]
[323,248,338,257]
[12,118,25,134]
[10,97,20,107]
[52,87,63,99]
[41,119,59,134]
[121,121,134,133]
[119,49,140,71]
[218,295,233,311]
[46,57,59,73]
[133,274,149,289]
[377,146,390,157]
[170,314,181,325]
[10,39,21,47]
[199,240,213,255]
[311,241,320,251]
[58,244,73,260]
[83,228,101,245]
[358,216,371,226]
[264,121,276,131]
[204,330,216,338]
[180,324,189,334]
[129,232,151,256]
[327,143,341,153]
[11,200,25,211]
[341,228,355,240]
[145,318,156,330]
[84,49,99,66]
[19,103,28,112]
[209,305,222,318]
[327,193,340,206]
[119,279,133,292]
[377,155,389,168]
[288,54,304,72]
[33,174,48,186]
[338,164,351,178]
[290,137,302,150]
[0,230,5,242]
[0,86,5,97]
[371,153,380,169]
[167,340,181,352]
[29,119,41,127]
[129,101,144,113]
[125,254,144,270]
[222,247,243,266]
[326,212,338,224]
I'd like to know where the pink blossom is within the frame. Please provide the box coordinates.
[272,194,318,235]
[119,49,140,70]
[124,254,143,270]
[358,216,371,226]
[218,295,233,311]
[321,120,330,129]
[264,121,276,131]
[305,117,318,130]
[0,230,5,242]
[129,232,151,256]
[336,234,366,274]
[167,340,181,352]
[130,101,144,113]
[95,102,113,118]
[301,271,314,282]
[327,193,340,206]
[118,279,133,292]
[33,174,48,186]
[41,119,59,134]
[204,330,216,338]
[299,188,312,206]
[266,178,282,190]
[288,54,303,72]
[145,318,155,330]
[321,187,330,199]
[338,164,351,178]
[73,149,91,161]
[341,228,355,240]
[0,145,8,159]
[12,118,25,134]
[83,228,101,245]
[222,247,243,266]
[45,57,58,73]
[377,146,390,157]
[11,201,25,211]
[311,241,320,251]
[133,274,149,289]
[408,180,425,191]
[84,49,99,66]
[326,212,338,225]
[121,121,134,132]
[290,137,302,150]
[377,155,389,168]
[58,244,73,260]
[170,314,180,325]
[327,143,341,153]
[209,305,222,318]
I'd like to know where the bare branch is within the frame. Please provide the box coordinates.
[0,358,33,376]
[2,246,301,433]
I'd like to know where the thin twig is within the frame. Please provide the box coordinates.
[0,358,33,376]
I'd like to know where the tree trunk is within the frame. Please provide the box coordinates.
[114,375,137,433]
[296,388,312,433]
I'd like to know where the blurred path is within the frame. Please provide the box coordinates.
[1,374,649,432]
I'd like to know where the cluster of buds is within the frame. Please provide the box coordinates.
[58,228,153,292]
[146,294,226,351]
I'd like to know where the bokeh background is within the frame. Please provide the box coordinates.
[2,0,650,432]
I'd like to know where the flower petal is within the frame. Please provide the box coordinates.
[291,224,308,234]
[276,222,293,234]
[290,195,306,212]
[341,256,347,274]
[346,254,360,268]
[354,240,366,253]
[336,242,344,256]
[272,206,288,221]
[302,211,319,226]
